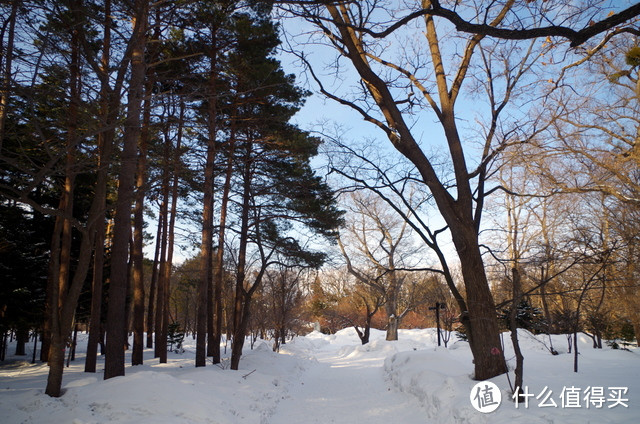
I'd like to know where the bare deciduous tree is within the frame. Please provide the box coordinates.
[283,0,557,378]
[338,192,425,341]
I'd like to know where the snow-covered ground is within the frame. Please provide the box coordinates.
[0,328,637,423]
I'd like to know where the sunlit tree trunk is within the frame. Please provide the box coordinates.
[104,0,148,380]
[45,2,81,392]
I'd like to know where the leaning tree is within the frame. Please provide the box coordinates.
[281,0,640,380]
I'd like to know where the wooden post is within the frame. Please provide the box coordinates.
[429,302,445,346]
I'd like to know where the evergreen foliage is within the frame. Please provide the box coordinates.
[0,203,50,337]
[499,300,547,334]
[167,322,185,354]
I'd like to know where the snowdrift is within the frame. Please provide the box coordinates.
[0,328,637,423]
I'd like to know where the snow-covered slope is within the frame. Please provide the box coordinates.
[0,328,637,423]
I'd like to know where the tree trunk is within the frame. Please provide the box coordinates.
[0,333,5,361]
[573,331,579,373]
[83,126,113,371]
[231,138,252,371]
[510,267,524,395]
[47,0,82,369]
[206,276,214,358]
[42,12,115,396]
[539,276,553,334]
[42,214,62,363]
[361,325,371,345]
[123,244,134,350]
[45,332,66,397]
[385,280,399,341]
[84,225,104,373]
[154,176,169,360]
[356,309,373,345]
[69,322,78,362]
[14,327,28,356]
[386,314,398,341]
[131,58,154,366]
[0,0,19,150]
[196,87,216,365]
[43,2,86,396]
[45,220,96,396]
[205,37,219,359]
[85,0,111,373]
[104,0,148,380]
[455,232,507,380]
[231,292,252,371]
[160,190,177,362]
[212,122,235,364]
[146,217,162,349]
[160,102,182,363]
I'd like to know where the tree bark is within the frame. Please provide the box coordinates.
[230,139,252,371]
[14,327,28,355]
[154,167,170,360]
[212,120,235,364]
[510,267,524,395]
[45,331,66,396]
[43,0,122,390]
[205,35,220,359]
[85,0,113,373]
[45,214,97,396]
[85,221,105,373]
[160,110,181,363]
[146,216,162,349]
[104,0,148,380]
[69,322,78,363]
[386,314,398,342]
[43,1,86,394]
[385,271,399,341]
[231,292,252,371]
[131,49,155,366]
[196,71,216,365]
[42,208,63,363]
[0,0,19,151]
[452,226,507,380]
[49,0,82,370]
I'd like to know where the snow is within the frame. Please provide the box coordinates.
[1,328,638,423]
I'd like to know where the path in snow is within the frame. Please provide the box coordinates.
[267,339,428,424]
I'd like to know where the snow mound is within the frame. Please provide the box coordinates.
[384,348,481,423]
[337,338,399,359]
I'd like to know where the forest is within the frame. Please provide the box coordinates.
[1,0,639,402]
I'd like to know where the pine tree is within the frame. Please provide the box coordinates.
[225,7,343,370]
[167,321,185,353]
